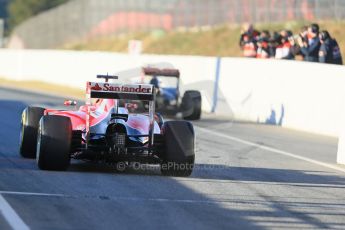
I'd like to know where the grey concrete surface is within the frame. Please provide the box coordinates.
[0,87,344,230]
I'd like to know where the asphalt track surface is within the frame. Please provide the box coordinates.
[0,86,345,230]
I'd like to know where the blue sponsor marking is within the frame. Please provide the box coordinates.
[211,57,221,113]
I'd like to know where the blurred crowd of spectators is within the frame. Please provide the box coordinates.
[239,23,343,65]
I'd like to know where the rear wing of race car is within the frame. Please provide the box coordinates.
[87,82,154,101]
[142,67,180,77]
[85,81,156,147]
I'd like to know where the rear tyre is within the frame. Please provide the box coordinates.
[19,107,45,158]
[181,90,202,120]
[37,115,72,171]
[160,121,195,177]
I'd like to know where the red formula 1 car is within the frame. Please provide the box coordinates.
[19,75,195,176]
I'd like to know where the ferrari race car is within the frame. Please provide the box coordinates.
[142,67,202,120]
[19,75,195,177]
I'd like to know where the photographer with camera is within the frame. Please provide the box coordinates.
[299,24,321,62]
[319,30,343,65]
[256,31,270,59]
[267,31,280,58]
[275,30,296,60]
[239,23,260,58]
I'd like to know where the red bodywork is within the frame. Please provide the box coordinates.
[45,99,160,139]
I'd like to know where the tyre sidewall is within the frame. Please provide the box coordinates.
[20,107,45,158]
[161,121,195,176]
[181,90,201,120]
[37,116,72,171]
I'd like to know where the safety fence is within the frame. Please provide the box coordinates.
[8,0,345,49]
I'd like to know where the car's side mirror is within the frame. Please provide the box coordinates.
[64,100,77,106]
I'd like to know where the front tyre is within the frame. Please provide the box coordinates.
[37,116,72,171]
[19,107,45,158]
[161,121,195,177]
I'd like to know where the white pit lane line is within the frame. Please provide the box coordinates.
[195,126,345,174]
[0,195,30,230]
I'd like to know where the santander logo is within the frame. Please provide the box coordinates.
[90,83,152,94]
[91,83,102,91]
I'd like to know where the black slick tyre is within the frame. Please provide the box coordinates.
[161,121,195,177]
[19,107,45,158]
[37,115,72,171]
[181,90,202,120]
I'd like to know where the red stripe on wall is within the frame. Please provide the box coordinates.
[90,12,173,37]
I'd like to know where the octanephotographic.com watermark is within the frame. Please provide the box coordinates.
[115,161,232,172]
